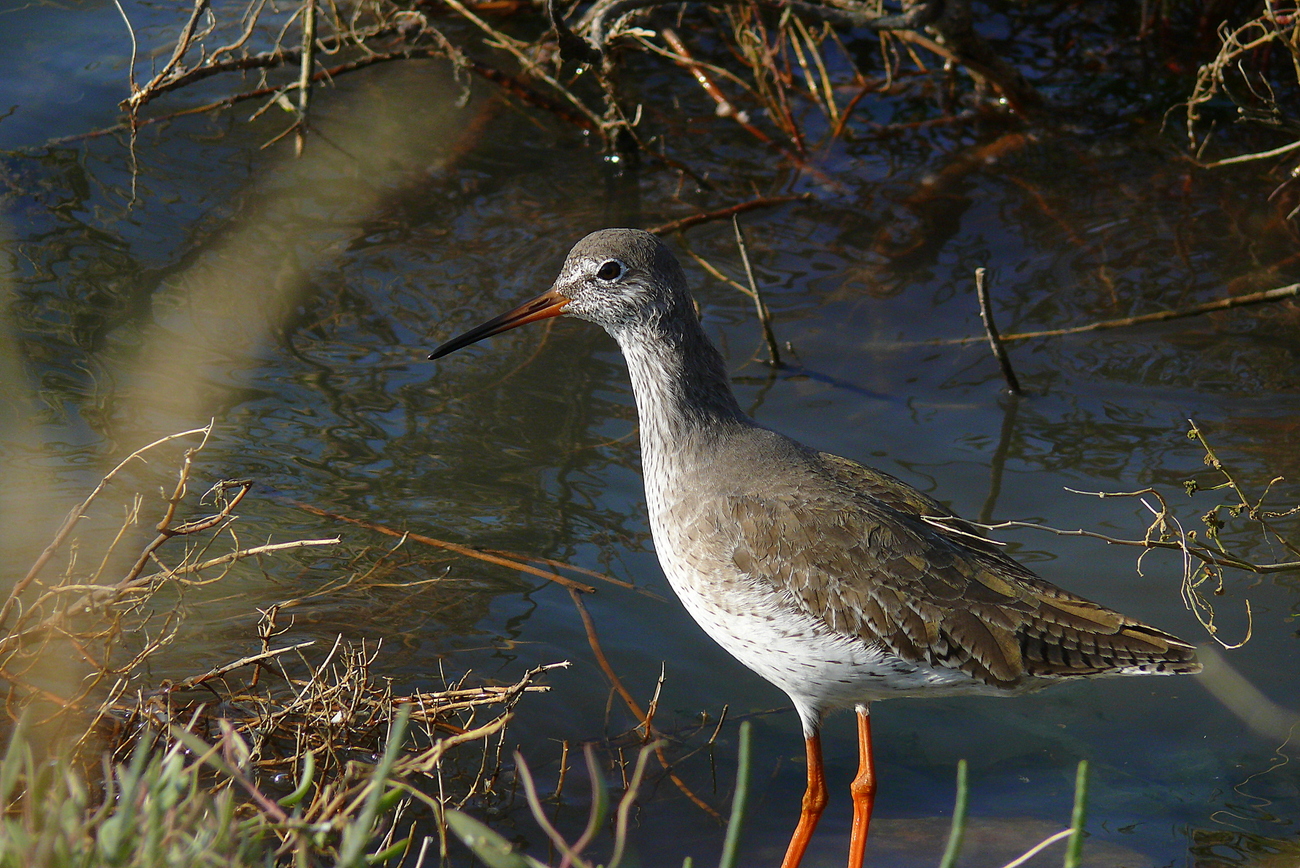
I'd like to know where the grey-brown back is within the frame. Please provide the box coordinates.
[666,424,1200,691]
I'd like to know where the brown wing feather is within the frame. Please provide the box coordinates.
[816,452,1003,553]
[715,465,1199,690]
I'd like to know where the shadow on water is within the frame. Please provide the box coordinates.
[2,2,1300,866]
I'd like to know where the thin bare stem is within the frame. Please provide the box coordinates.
[920,282,1300,347]
[731,216,781,367]
[295,0,317,156]
[975,267,1022,395]
[113,0,140,96]
[648,194,811,236]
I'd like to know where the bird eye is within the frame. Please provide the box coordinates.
[595,260,624,281]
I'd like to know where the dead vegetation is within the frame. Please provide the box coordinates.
[1175,1,1300,228]
[0,424,565,865]
[103,0,1050,165]
[107,0,1300,172]
[965,419,1300,653]
[1183,3,1300,172]
[85,0,1300,287]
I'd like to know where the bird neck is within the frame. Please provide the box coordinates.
[614,313,749,456]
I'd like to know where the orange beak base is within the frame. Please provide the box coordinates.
[428,288,570,360]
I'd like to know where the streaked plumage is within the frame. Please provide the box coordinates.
[429,228,1199,868]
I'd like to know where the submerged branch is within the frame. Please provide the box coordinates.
[284,498,615,593]
[925,282,1300,347]
[649,194,811,235]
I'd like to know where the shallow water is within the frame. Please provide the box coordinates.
[3,3,1299,866]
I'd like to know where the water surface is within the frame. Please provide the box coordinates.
[2,4,1298,866]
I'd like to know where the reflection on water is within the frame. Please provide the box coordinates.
[3,4,1300,866]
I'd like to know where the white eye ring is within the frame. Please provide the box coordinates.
[595,259,625,281]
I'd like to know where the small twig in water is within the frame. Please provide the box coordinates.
[975,267,1021,395]
[568,588,722,821]
[113,0,141,99]
[1,424,213,631]
[294,0,317,156]
[974,283,1299,344]
[648,194,811,236]
[661,27,794,158]
[176,640,317,690]
[285,498,604,592]
[732,216,781,367]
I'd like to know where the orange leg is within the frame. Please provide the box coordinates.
[847,705,876,868]
[780,730,828,868]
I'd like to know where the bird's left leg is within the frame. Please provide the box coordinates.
[847,703,876,868]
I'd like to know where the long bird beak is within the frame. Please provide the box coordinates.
[428,287,570,359]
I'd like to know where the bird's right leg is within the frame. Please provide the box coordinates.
[780,729,828,868]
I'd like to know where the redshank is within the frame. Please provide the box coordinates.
[428,229,1201,868]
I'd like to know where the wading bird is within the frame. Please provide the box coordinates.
[429,229,1200,868]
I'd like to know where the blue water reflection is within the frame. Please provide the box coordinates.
[2,6,1298,866]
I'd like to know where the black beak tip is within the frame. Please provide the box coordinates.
[428,341,459,361]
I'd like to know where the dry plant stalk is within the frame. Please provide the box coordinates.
[1184,2,1300,176]
[967,420,1298,650]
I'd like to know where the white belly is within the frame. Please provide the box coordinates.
[651,528,994,732]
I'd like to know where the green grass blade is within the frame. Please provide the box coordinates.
[1062,760,1089,868]
[445,810,537,868]
[717,720,752,868]
[367,837,411,865]
[938,759,969,868]
[569,743,609,861]
[279,750,315,808]
[338,705,411,868]
[0,711,29,804]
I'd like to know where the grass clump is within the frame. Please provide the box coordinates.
[0,714,273,868]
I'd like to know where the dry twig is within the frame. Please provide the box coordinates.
[1183,4,1300,183]
[568,589,722,821]
[971,421,1297,648]
[282,498,622,593]
[731,216,782,367]
[648,194,811,235]
[974,267,1022,395]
